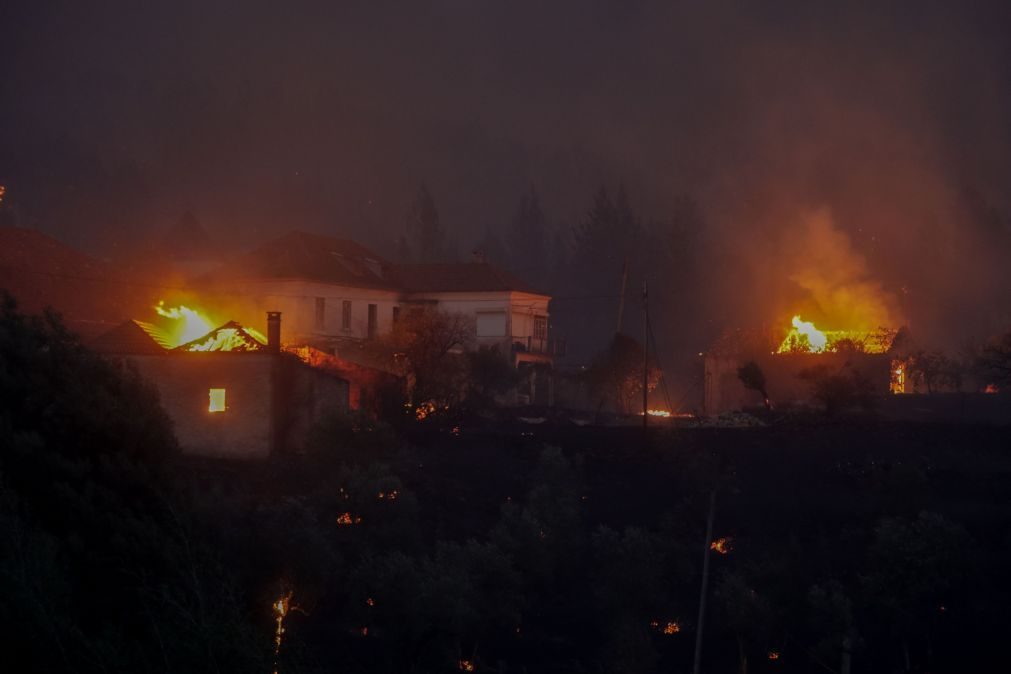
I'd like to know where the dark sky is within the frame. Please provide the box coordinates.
[2,0,1011,344]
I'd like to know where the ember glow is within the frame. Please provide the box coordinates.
[273,590,295,666]
[710,537,732,554]
[336,512,362,526]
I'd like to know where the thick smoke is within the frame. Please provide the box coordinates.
[780,209,902,331]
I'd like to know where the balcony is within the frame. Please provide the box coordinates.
[513,336,566,357]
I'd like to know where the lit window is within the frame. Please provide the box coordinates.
[208,388,226,413]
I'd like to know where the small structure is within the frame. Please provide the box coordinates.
[91,313,349,460]
[702,326,898,415]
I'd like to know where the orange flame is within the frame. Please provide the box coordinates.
[710,537,732,554]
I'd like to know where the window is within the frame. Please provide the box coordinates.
[208,388,226,413]
[392,306,401,325]
[342,300,352,331]
[367,303,378,339]
[534,316,548,340]
[476,312,507,337]
[314,297,326,330]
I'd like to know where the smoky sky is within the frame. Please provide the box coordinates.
[2,0,1011,346]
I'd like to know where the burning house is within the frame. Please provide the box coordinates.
[703,315,901,415]
[91,312,349,460]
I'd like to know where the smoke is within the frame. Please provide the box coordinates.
[2,0,1010,353]
[781,209,901,331]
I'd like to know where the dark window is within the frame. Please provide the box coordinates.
[314,297,326,330]
[342,300,352,330]
[368,304,378,339]
[392,306,401,324]
[534,315,548,340]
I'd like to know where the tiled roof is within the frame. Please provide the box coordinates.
[0,227,145,337]
[390,262,546,295]
[89,320,168,355]
[202,230,396,289]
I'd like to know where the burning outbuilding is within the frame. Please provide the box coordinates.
[91,312,349,459]
[702,315,902,416]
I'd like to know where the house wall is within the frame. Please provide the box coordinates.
[412,290,550,342]
[123,353,349,459]
[128,353,276,459]
[206,280,402,343]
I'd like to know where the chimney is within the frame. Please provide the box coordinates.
[266,312,281,352]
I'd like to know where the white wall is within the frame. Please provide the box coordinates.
[207,279,401,342]
[413,291,550,341]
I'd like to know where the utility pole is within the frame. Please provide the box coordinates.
[692,489,717,674]
[642,280,649,431]
[616,256,628,334]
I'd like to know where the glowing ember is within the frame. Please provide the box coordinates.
[336,512,362,526]
[768,651,780,660]
[662,621,680,634]
[710,537,732,554]
[273,591,294,655]
[459,660,475,672]
[984,383,999,394]
[366,597,375,607]
[415,400,437,421]
[377,490,399,501]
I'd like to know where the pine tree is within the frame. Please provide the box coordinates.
[406,184,444,263]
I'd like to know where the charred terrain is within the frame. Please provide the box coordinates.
[2,303,1010,674]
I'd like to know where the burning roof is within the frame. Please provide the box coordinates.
[91,319,268,355]
[174,321,267,352]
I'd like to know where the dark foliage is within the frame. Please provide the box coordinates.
[5,298,1011,673]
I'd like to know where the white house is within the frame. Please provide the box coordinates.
[200,231,561,373]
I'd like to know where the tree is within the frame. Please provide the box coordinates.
[585,333,659,415]
[737,361,771,411]
[467,345,519,405]
[507,185,547,285]
[975,330,1011,389]
[0,295,264,671]
[799,364,875,416]
[904,350,963,393]
[863,512,974,672]
[364,306,474,407]
[406,184,445,263]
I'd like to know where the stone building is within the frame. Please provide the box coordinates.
[91,314,349,460]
